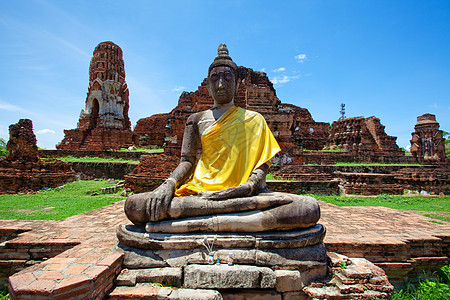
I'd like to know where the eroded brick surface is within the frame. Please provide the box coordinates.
[0,119,76,194]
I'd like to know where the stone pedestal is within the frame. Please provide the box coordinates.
[114,224,328,299]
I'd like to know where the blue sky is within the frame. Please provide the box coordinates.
[1,0,449,149]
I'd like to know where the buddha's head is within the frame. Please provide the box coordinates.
[208,44,240,105]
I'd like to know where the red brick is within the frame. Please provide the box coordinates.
[75,252,105,264]
[53,275,91,294]
[38,271,64,280]
[8,273,36,292]
[84,265,109,280]
[53,287,90,300]
[98,253,123,267]
[22,279,56,295]
[42,263,67,271]
[65,265,89,275]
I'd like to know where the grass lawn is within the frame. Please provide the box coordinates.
[0,180,126,220]
[117,147,164,153]
[315,194,450,222]
[45,155,139,164]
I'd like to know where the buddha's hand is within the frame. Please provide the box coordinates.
[198,183,252,200]
[147,180,175,221]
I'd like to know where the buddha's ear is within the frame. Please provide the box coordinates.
[207,78,213,97]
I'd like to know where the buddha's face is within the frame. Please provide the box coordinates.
[208,66,237,104]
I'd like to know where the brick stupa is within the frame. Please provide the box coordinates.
[325,116,404,156]
[57,41,133,151]
[410,113,446,162]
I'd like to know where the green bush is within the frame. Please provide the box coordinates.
[0,138,7,157]
[393,264,450,299]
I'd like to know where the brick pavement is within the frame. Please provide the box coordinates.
[1,200,449,298]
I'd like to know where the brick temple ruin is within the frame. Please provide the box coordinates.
[134,67,330,158]
[410,113,446,162]
[57,41,133,151]
[325,116,404,157]
[0,119,75,194]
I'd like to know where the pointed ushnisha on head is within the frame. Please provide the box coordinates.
[208,43,238,75]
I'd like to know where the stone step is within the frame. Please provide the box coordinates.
[303,284,390,299]
[108,283,222,300]
[116,268,182,287]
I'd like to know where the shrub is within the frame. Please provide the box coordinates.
[0,138,7,157]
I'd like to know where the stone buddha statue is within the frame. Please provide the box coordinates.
[124,44,321,234]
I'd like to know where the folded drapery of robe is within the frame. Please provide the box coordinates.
[175,106,280,196]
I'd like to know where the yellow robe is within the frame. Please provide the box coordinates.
[175,106,280,197]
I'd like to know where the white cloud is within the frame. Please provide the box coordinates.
[0,101,23,111]
[429,103,439,109]
[273,67,286,73]
[270,75,300,85]
[37,129,55,134]
[172,86,186,92]
[295,54,307,63]
[261,68,266,72]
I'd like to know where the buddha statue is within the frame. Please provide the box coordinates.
[124,44,320,234]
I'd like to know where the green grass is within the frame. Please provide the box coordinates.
[117,147,164,153]
[392,265,450,299]
[0,180,126,220]
[0,289,8,300]
[46,156,139,164]
[266,173,282,180]
[315,194,450,222]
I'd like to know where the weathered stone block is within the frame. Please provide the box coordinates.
[274,270,301,292]
[115,267,182,287]
[115,269,136,286]
[184,264,276,289]
[282,291,308,300]
[136,267,182,287]
[221,289,281,300]
[163,288,223,300]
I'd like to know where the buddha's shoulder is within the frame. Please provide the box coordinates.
[186,110,213,124]
[241,108,264,120]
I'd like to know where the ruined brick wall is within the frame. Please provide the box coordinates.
[57,41,133,151]
[6,119,39,162]
[1,120,76,194]
[410,113,446,162]
[133,113,170,147]
[124,155,179,193]
[325,116,404,156]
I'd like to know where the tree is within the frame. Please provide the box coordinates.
[0,138,7,157]
[443,131,450,158]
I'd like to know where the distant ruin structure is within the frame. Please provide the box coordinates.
[6,119,39,162]
[57,41,133,151]
[0,119,75,194]
[325,116,404,156]
[410,113,446,162]
[134,67,329,156]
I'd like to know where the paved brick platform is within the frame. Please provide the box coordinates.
[1,200,449,298]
